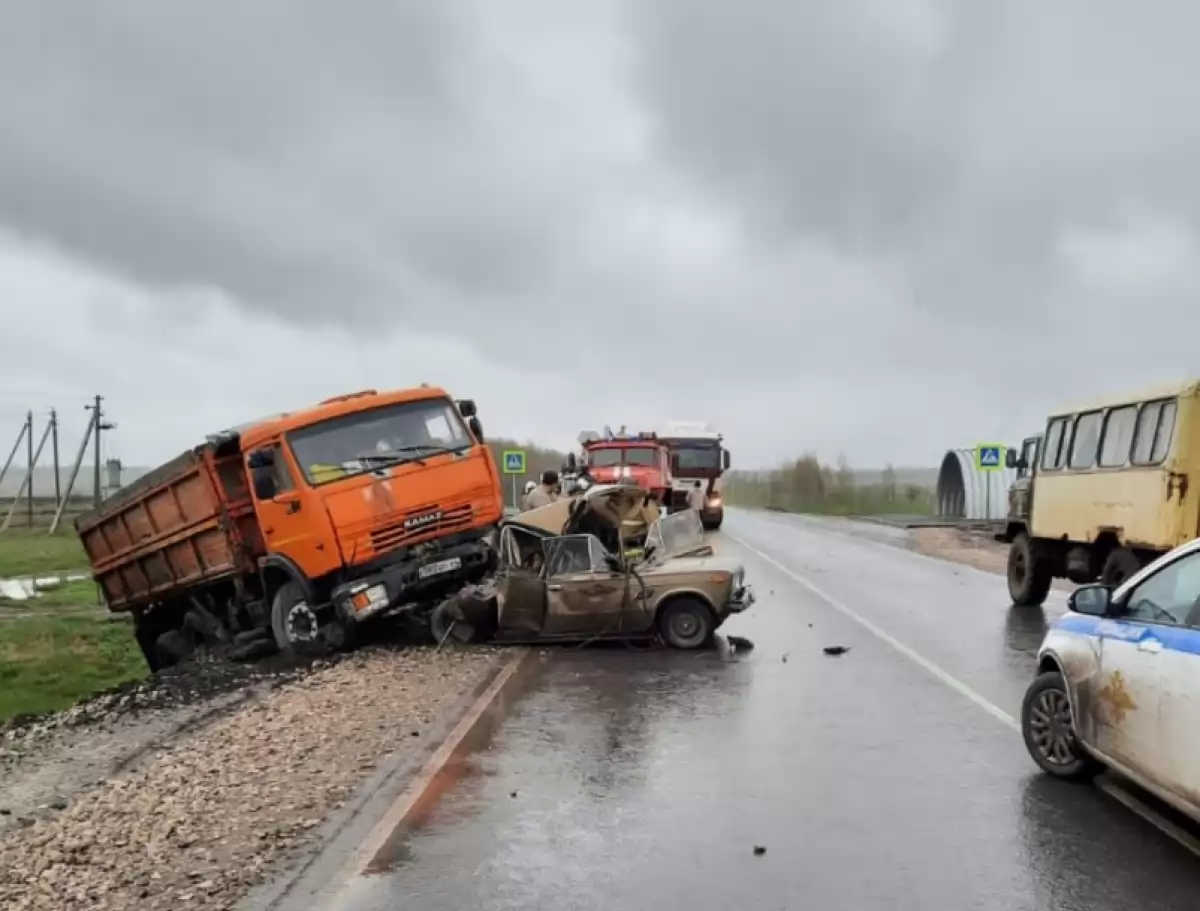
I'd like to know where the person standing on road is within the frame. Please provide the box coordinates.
[687,480,706,512]
[524,470,560,510]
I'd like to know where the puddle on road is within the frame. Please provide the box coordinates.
[363,655,545,875]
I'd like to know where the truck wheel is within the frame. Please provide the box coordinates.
[657,597,715,650]
[154,630,195,668]
[1007,533,1052,607]
[1101,548,1141,587]
[270,581,329,658]
[702,517,723,532]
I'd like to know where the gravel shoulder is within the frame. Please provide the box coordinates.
[0,645,502,910]
[905,526,1074,591]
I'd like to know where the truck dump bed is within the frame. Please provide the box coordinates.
[75,444,264,612]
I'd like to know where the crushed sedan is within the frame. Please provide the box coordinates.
[1020,536,1200,821]
[431,483,755,649]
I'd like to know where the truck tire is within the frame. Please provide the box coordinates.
[154,630,195,668]
[657,597,715,650]
[1101,548,1141,587]
[702,516,723,532]
[1007,533,1052,607]
[270,581,329,658]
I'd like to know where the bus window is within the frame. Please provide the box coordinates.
[1042,418,1068,470]
[1132,400,1178,466]
[1069,411,1103,470]
[1098,405,1138,468]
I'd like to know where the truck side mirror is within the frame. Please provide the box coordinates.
[457,399,478,418]
[468,416,484,441]
[247,447,275,469]
[566,452,578,471]
[722,450,731,470]
[252,468,277,501]
[1004,449,1018,469]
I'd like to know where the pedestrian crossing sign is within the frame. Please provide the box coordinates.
[975,444,1004,471]
[502,450,526,474]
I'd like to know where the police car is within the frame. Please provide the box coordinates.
[1021,537,1200,820]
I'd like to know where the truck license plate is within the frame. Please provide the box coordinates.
[418,557,462,579]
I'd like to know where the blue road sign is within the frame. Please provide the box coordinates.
[502,450,526,474]
[975,444,1004,471]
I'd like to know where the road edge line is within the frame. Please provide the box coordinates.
[725,530,1020,732]
[332,647,527,884]
[727,528,1200,862]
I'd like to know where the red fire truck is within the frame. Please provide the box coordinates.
[577,428,673,504]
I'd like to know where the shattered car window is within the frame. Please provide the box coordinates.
[543,535,606,577]
[646,509,705,558]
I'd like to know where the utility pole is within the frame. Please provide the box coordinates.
[49,408,97,536]
[25,410,33,529]
[0,415,30,493]
[87,395,115,507]
[50,409,60,507]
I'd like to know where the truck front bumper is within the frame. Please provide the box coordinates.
[332,538,493,624]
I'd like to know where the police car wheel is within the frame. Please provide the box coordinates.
[1021,671,1101,782]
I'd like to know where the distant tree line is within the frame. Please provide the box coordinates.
[723,453,935,517]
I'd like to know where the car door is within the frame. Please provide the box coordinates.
[493,527,547,636]
[1133,548,1200,810]
[541,534,625,636]
[1094,548,1200,789]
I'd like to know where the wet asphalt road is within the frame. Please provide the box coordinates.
[327,509,1200,911]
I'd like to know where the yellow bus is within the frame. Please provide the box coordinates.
[1001,379,1200,606]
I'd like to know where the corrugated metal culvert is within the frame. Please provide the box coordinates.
[936,449,1017,521]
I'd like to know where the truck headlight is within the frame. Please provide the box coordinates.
[350,583,389,614]
[707,496,722,508]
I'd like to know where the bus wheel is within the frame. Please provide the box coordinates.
[1008,533,1052,607]
[1101,548,1141,587]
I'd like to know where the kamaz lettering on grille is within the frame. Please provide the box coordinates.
[404,510,444,531]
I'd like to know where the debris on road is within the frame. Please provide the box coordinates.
[822,645,851,656]
[753,845,767,856]
[0,646,500,911]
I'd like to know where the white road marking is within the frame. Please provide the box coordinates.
[726,528,1200,861]
[725,530,1019,732]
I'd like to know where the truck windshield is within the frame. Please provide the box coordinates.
[587,447,657,467]
[288,398,473,485]
[672,445,721,471]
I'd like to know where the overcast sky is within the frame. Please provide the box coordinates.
[1,1,1197,471]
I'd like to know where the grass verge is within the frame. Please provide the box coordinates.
[0,532,88,578]
[0,614,146,723]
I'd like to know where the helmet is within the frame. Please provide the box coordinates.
[524,480,537,494]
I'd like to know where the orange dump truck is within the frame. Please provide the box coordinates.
[75,386,504,670]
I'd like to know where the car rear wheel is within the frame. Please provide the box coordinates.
[1021,671,1101,781]
[1007,533,1052,607]
[657,597,715,650]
